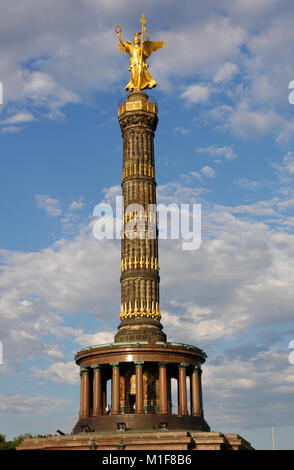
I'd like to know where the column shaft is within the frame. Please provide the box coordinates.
[192,367,203,416]
[111,364,120,415]
[80,369,90,419]
[79,371,84,419]
[178,365,188,415]
[135,363,144,414]
[159,363,168,414]
[92,366,102,417]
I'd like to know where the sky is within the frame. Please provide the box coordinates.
[0,0,294,450]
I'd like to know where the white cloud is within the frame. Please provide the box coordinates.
[157,202,294,344]
[197,144,236,160]
[69,200,85,211]
[227,103,283,138]
[0,0,292,143]
[152,16,245,88]
[0,222,120,370]
[232,201,275,216]
[31,362,79,385]
[204,348,294,430]
[201,166,216,178]
[181,84,210,104]
[1,126,22,134]
[74,330,114,348]
[0,394,71,415]
[237,178,261,191]
[0,112,35,125]
[157,181,205,204]
[24,71,80,119]
[174,126,190,135]
[273,153,294,176]
[35,194,62,217]
[102,185,121,205]
[214,62,239,82]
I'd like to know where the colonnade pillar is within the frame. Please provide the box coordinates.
[111,362,120,415]
[92,365,102,417]
[79,368,90,419]
[159,362,168,414]
[135,362,144,414]
[178,363,188,415]
[192,365,203,416]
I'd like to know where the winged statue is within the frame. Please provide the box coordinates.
[115,14,165,92]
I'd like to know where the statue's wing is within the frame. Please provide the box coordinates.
[143,40,165,58]
[117,41,132,54]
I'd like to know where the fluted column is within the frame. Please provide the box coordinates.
[92,365,102,417]
[178,363,188,416]
[135,361,144,414]
[79,368,90,419]
[158,363,168,414]
[192,365,203,416]
[115,92,166,344]
[111,362,120,415]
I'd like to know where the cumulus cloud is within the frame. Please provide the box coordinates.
[174,126,190,135]
[204,348,294,430]
[201,166,216,178]
[69,200,85,211]
[273,153,294,176]
[213,62,239,83]
[229,104,283,138]
[35,194,62,217]
[0,223,120,370]
[31,362,79,385]
[0,112,35,125]
[158,206,294,344]
[0,394,71,415]
[0,0,293,143]
[237,178,261,191]
[1,126,22,135]
[181,84,210,104]
[197,145,236,160]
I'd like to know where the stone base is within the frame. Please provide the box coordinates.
[17,430,254,450]
[73,413,210,434]
[114,319,167,343]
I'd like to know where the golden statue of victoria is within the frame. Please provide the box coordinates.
[115,14,165,92]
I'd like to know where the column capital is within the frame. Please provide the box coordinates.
[178,362,189,369]
[80,367,89,376]
[110,362,120,368]
[91,364,101,370]
[159,362,168,367]
[194,365,202,375]
[134,361,144,367]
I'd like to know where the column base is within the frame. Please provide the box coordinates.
[114,319,167,343]
[73,413,210,434]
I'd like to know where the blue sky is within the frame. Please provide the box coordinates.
[1,0,294,450]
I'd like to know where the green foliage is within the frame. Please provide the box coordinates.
[0,433,29,450]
